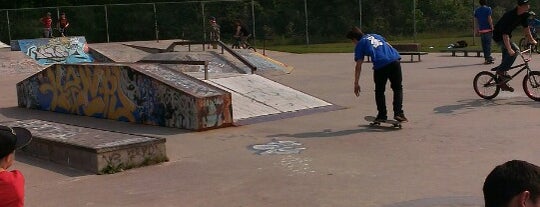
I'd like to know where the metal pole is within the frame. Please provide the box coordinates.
[472,0,476,46]
[359,0,362,27]
[251,0,256,47]
[202,2,206,42]
[6,11,12,43]
[304,0,309,45]
[153,3,159,42]
[104,5,110,42]
[413,0,417,42]
[204,61,208,80]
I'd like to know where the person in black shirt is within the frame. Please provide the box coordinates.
[492,0,537,92]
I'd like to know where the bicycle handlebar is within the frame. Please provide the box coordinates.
[519,44,534,62]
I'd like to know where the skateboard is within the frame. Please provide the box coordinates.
[364,116,403,129]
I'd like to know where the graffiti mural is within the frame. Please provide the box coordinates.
[13,36,93,65]
[17,63,233,130]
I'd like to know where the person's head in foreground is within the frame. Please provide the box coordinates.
[484,160,540,207]
[0,125,32,170]
[0,126,32,207]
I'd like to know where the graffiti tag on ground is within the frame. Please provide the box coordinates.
[249,140,306,155]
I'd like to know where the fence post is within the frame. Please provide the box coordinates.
[6,10,11,43]
[251,0,256,47]
[153,3,159,42]
[204,61,208,80]
[201,2,206,42]
[104,5,110,43]
[304,0,309,46]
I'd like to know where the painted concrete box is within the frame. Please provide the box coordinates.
[17,63,233,131]
[11,36,94,65]
[3,120,167,174]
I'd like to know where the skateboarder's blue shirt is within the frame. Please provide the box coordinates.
[354,34,401,70]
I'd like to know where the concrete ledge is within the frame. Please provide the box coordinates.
[3,119,168,174]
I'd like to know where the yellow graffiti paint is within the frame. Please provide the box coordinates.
[39,65,136,122]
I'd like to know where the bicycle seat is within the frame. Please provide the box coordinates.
[490,67,499,71]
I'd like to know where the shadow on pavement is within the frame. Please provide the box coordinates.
[434,98,540,114]
[427,63,485,69]
[15,153,93,177]
[381,195,482,207]
[0,107,190,136]
[267,125,401,138]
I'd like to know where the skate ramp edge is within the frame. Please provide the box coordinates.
[2,119,167,174]
[16,63,233,131]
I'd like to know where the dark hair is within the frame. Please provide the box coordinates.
[346,26,364,40]
[479,0,487,6]
[483,160,540,207]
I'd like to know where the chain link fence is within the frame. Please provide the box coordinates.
[2,1,534,46]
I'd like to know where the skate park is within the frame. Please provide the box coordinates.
[1,34,540,206]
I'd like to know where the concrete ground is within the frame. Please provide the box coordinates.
[2,49,540,207]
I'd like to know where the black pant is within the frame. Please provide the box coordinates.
[373,61,403,118]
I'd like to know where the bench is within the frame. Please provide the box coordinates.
[440,48,483,57]
[392,43,428,62]
[367,43,428,62]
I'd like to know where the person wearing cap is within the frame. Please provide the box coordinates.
[492,0,537,92]
[39,12,53,38]
[0,125,32,207]
[57,12,70,37]
[483,160,540,207]
[474,0,495,64]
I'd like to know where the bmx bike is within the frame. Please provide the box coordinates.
[231,35,256,52]
[473,45,540,101]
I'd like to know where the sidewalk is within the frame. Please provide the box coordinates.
[3,51,540,207]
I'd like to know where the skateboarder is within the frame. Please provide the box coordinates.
[0,125,32,207]
[346,26,407,123]
[483,160,540,207]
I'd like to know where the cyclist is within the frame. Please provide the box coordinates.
[528,11,540,39]
[233,20,251,49]
[492,0,537,92]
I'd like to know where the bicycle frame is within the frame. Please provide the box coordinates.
[500,45,534,82]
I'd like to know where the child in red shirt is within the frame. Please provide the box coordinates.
[0,125,32,207]
[40,12,53,38]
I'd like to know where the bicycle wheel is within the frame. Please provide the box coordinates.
[519,38,528,51]
[473,71,500,99]
[522,70,540,101]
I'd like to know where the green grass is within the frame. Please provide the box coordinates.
[263,34,528,54]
